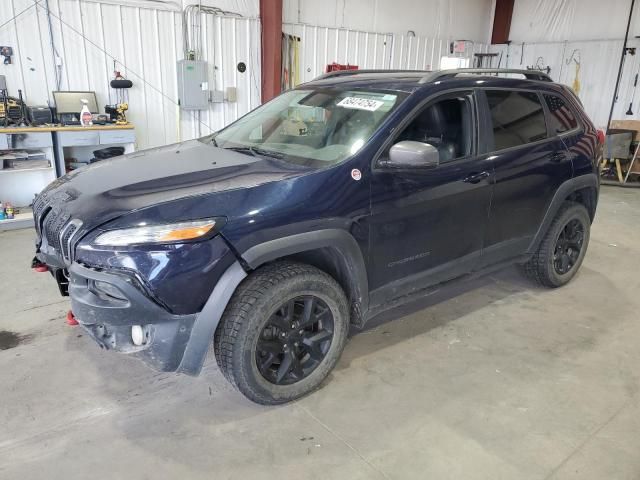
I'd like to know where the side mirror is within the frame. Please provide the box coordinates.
[384,140,440,169]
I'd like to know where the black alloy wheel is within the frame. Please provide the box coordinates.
[553,218,585,275]
[215,261,349,404]
[519,202,591,288]
[256,296,334,385]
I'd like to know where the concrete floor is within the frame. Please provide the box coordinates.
[0,186,639,480]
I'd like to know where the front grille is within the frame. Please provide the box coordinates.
[61,223,78,250]
[33,193,50,239]
[60,221,80,262]
[34,187,82,263]
[44,210,71,253]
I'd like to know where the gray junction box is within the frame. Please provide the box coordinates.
[177,60,209,110]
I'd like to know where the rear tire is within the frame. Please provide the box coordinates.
[520,202,591,288]
[214,261,349,405]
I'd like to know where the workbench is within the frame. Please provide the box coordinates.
[0,124,136,230]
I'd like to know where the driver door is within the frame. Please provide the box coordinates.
[368,90,494,305]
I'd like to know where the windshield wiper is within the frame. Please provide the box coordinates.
[252,146,284,159]
[224,146,284,159]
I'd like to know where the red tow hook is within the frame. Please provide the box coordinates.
[31,257,48,272]
[66,310,79,326]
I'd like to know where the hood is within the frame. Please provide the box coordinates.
[36,140,314,231]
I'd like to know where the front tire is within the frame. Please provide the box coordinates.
[214,261,349,405]
[520,202,591,288]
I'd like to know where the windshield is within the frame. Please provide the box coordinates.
[202,88,407,167]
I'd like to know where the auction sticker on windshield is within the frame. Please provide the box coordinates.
[337,97,384,111]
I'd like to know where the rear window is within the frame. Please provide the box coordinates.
[486,90,548,150]
[543,93,578,134]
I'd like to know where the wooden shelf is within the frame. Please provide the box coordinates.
[0,212,34,231]
[0,124,135,134]
[0,166,53,174]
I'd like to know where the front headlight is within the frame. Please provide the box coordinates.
[94,219,219,246]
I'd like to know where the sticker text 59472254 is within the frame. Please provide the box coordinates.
[337,97,384,111]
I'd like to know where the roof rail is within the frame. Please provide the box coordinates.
[315,69,429,80]
[420,68,553,83]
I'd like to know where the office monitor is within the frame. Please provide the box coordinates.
[53,91,99,115]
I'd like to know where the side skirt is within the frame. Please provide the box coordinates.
[361,253,529,325]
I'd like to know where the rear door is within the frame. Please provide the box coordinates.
[478,89,573,266]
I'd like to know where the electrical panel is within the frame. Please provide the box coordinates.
[177,60,209,110]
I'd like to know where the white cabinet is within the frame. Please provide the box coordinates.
[0,130,56,209]
[0,126,137,230]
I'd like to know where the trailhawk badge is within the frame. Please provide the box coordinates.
[351,169,362,181]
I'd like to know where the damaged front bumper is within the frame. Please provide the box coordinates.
[68,262,197,372]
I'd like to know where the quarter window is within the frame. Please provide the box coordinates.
[486,90,547,150]
[543,93,578,134]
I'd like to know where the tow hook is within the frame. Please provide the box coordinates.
[66,311,79,326]
[31,256,48,272]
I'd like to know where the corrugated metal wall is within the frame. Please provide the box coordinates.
[386,34,491,71]
[283,19,627,130]
[283,22,491,82]
[509,0,636,43]
[283,0,494,43]
[0,0,261,150]
[283,24,394,83]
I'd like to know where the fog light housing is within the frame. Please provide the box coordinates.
[131,325,145,346]
[92,280,126,300]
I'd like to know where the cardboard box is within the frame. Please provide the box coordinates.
[610,119,640,141]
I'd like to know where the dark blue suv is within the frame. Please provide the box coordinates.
[33,68,600,404]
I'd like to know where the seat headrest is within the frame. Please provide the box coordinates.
[416,103,447,137]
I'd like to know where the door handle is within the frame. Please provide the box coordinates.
[463,171,490,184]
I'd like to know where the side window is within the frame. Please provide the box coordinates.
[396,93,473,162]
[486,90,547,150]
[543,93,578,134]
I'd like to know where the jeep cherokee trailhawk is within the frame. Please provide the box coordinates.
[33,68,600,404]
